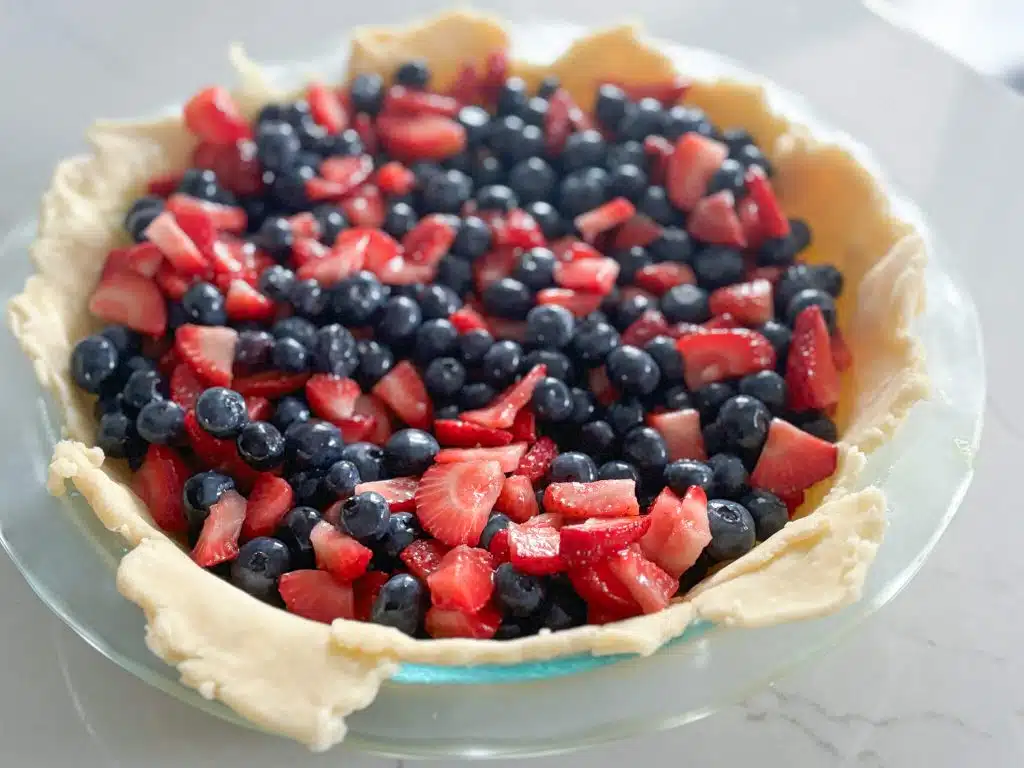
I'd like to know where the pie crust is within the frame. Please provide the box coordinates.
[7,10,929,750]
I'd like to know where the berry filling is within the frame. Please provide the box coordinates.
[70,55,847,641]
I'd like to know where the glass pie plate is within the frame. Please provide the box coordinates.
[0,11,985,761]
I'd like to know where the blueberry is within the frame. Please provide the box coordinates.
[495,76,529,116]
[97,409,146,461]
[645,335,684,384]
[786,288,837,333]
[98,326,141,360]
[450,215,492,261]
[194,387,248,439]
[71,335,119,393]
[580,420,617,461]
[379,511,422,558]
[236,421,286,470]
[537,75,560,98]
[332,272,387,326]
[607,400,645,436]
[183,471,235,527]
[523,201,565,240]
[339,491,390,541]
[494,563,546,617]
[422,357,466,401]
[371,573,426,636]
[271,337,309,372]
[812,264,843,298]
[480,513,511,550]
[230,537,291,600]
[459,382,497,410]
[492,119,544,165]
[481,277,532,321]
[664,459,715,495]
[613,245,653,285]
[606,140,647,171]
[525,304,574,349]
[417,284,462,320]
[457,105,491,145]
[290,278,327,319]
[664,385,692,411]
[393,58,430,87]
[383,429,439,478]
[705,158,746,197]
[706,453,750,499]
[434,404,459,420]
[662,105,713,140]
[383,201,418,239]
[122,369,164,412]
[619,98,665,141]
[323,460,361,499]
[741,489,788,541]
[548,452,597,483]
[320,128,364,157]
[738,371,787,414]
[733,142,772,174]
[650,230,694,266]
[705,499,757,560]
[495,617,539,640]
[570,321,620,367]
[531,377,573,422]
[340,442,386,482]
[558,168,608,218]
[615,292,655,330]
[595,84,629,132]
[412,319,458,366]
[691,246,746,290]
[178,168,227,202]
[789,219,812,252]
[599,460,640,483]
[607,163,649,202]
[774,264,821,315]
[606,345,660,396]
[310,324,357,378]
[422,169,472,214]
[715,395,772,458]
[520,96,549,126]
[523,349,574,382]
[561,130,607,172]
[275,506,321,569]
[377,296,423,347]
[476,184,519,213]
[693,382,736,423]
[344,72,384,114]
[759,320,792,364]
[757,236,798,268]
[271,396,310,433]
[660,284,710,325]
[287,467,329,510]
[507,157,557,204]
[622,427,669,477]
[312,205,347,246]
[435,255,473,296]
[124,196,164,241]
[456,329,494,367]
[471,152,504,187]
[568,387,596,424]
[258,264,296,302]
[136,399,185,444]
[542,578,587,631]
[256,121,301,172]
[513,247,557,290]
[788,411,838,443]
[479,340,522,388]
[270,318,315,350]
[286,420,345,470]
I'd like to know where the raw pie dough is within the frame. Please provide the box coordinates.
[6,10,929,750]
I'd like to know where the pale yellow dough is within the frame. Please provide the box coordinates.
[6,9,929,750]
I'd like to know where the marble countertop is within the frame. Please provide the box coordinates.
[1,1,1020,765]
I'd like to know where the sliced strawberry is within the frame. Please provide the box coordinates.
[702,312,742,331]
[414,460,504,546]
[144,211,209,276]
[737,195,764,251]
[831,327,853,372]
[146,171,184,198]
[785,305,840,411]
[647,408,707,462]
[435,442,529,474]
[472,246,519,293]
[567,559,641,616]
[374,161,416,196]
[334,414,375,443]
[634,263,696,296]
[560,516,652,568]
[353,393,394,445]
[780,489,806,517]
[606,544,678,614]
[750,418,838,498]
[544,88,581,155]
[355,477,418,512]
[550,237,600,262]
[88,271,168,336]
[621,309,671,347]
[544,480,640,519]
[425,604,501,639]
[232,371,310,398]
[536,288,605,318]
[383,86,460,118]
[427,545,495,612]
[245,395,273,422]
[640,486,711,577]
[287,212,320,239]
[515,436,558,483]
[175,324,237,387]
[306,82,349,132]
[494,474,539,523]
[509,407,536,443]
[676,328,775,390]
[166,194,247,233]
[306,374,360,425]
[110,242,163,277]
[574,198,636,243]
[310,520,372,582]
[448,60,482,103]
[449,306,491,334]
[192,139,264,197]
[610,214,663,250]
[340,184,386,229]
[153,341,178,376]
[183,86,251,145]
[708,279,773,326]
[554,256,619,295]
[487,527,511,563]
[400,538,450,580]
[351,113,379,156]
[588,366,619,406]
[296,241,367,285]
[687,190,746,248]
[132,445,190,533]
[460,363,547,430]
[319,155,375,193]
[279,570,355,623]
[192,489,247,567]
[744,166,790,239]
[224,279,275,322]
[376,113,466,161]
[239,474,294,540]
[169,363,204,410]
[371,360,433,429]
[434,419,513,448]
[610,76,690,105]
[402,214,458,267]
[507,523,565,575]
[666,133,729,211]
[353,570,390,622]
[154,262,191,300]
[643,135,675,186]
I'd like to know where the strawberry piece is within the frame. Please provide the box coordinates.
[544,480,640,519]
[425,604,501,639]
[509,407,536,443]
[351,113,379,156]
[737,196,764,251]
[192,489,247,567]
[702,313,742,331]
[646,408,707,462]
[643,135,675,186]
[296,241,368,286]
[319,154,375,192]
[306,82,349,132]
[480,50,510,104]
[169,363,204,410]
[402,214,458,267]
[676,328,776,390]
[154,263,189,301]
[488,528,511,563]
[415,460,504,546]
[285,211,320,240]
[588,366,618,406]
[376,113,466,161]
[353,570,390,622]
[353,394,394,445]
[832,328,853,372]
[434,419,513,448]
[567,559,641,616]
[534,288,602,317]
[383,86,460,118]
[486,209,546,249]
[427,545,495,612]
[166,194,247,233]
[152,341,177,376]
[687,191,747,248]
[786,305,840,411]
[515,436,558,482]
[400,538,450,580]
[245,395,273,421]
[544,89,574,155]
[354,477,419,512]
[183,86,251,145]
[232,371,310,398]
[183,411,261,489]
[606,545,677,614]
[306,375,361,424]
[666,133,730,211]
[554,256,620,295]
[334,415,375,443]
[144,211,209,276]
[708,279,773,326]
[341,184,386,229]
[780,489,806,517]
[610,214,663,250]
[146,171,184,198]
[550,237,599,262]
[522,512,563,530]
[88,271,167,336]
[494,474,539,523]
[132,445,190,533]
[279,570,355,623]
[192,139,264,197]
[241,474,295,540]
[472,246,519,293]
[460,363,547,430]
[374,161,416,196]
[435,442,529,473]
[640,486,711,577]
[175,324,237,387]
[750,418,839,498]
[610,76,690,105]
[621,309,671,347]
[508,523,565,575]
[224,279,275,322]
[448,59,482,103]
[371,360,433,429]
[634,263,696,296]
[574,198,636,243]
[560,516,652,568]
[108,242,164,278]
[449,306,491,334]
[744,166,790,239]
[310,520,373,582]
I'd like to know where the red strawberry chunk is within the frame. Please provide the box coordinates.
[494,474,539,523]
[340,184,386,228]
[574,198,636,243]
[460,363,547,430]
[435,442,529,474]
[751,418,838,497]
[240,474,294,540]
[192,489,247,567]
[610,214,663,250]
[507,523,565,575]
[675,328,776,390]
[334,415,376,443]
[353,393,394,445]
[232,371,310,398]
[486,209,546,249]
[509,407,536,443]
[786,305,840,411]
[306,374,360,425]
[560,516,652,567]
[414,460,504,546]
[371,360,433,429]
[427,545,495,612]
[606,544,678,614]
[449,306,492,334]
[434,419,514,448]
[646,408,707,462]
[109,242,164,278]
[279,570,355,623]
[296,235,368,285]
[702,313,742,331]
[567,559,641,616]
[554,256,620,295]
[132,445,190,533]
[351,113,379,156]
[687,190,747,248]
[588,366,619,407]
[545,89,574,155]
[640,486,711,577]
[737,196,765,251]
[146,171,184,198]
[515,436,558,482]
[376,113,466,161]
[175,324,238,387]
[425,604,501,639]
[383,86,460,118]
[643,135,675,186]
[144,211,209,276]
[225,279,275,322]
[708,279,773,326]
[88,271,167,336]
[374,161,416,196]
[154,262,191,300]
[192,139,264,197]
[487,527,511,563]
[353,571,391,622]
[536,288,604,318]
[402,214,457,267]
[400,538,451,580]
[245,395,273,422]
[166,194,247,233]
[306,82,349,133]
[310,520,372,582]
[473,246,519,293]
[355,477,419,512]
[169,363,204,409]
[550,237,601,262]
[319,154,375,192]
[666,133,729,211]
[621,309,671,347]
[544,480,640,519]
[183,86,251,145]
[745,166,790,239]
[634,263,696,296]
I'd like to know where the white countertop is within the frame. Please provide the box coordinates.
[1,1,1021,765]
